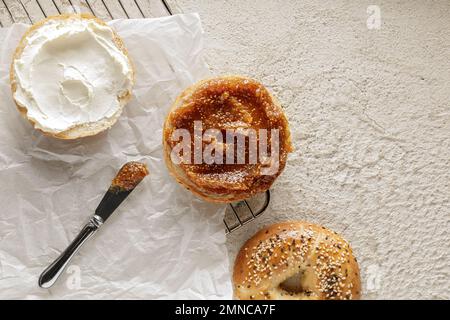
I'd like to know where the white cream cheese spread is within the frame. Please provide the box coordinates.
[12,18,133,134]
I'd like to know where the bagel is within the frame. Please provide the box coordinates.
[233,221,361,300]
[163,76,292,203]
[10,14,135,139]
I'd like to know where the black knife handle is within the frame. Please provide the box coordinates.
[38,215,103,289]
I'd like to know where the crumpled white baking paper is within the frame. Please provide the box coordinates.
[0,14,232,299]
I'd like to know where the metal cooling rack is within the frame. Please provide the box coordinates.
[224,190,270,234]
[0,0,270,233]
[0,0,172,25]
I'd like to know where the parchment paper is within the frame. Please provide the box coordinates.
[0,14,232,299]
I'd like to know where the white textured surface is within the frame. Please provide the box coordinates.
[169,0,450,299]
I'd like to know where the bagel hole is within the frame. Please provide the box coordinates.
[279,272,303,292]
[279,271,311,295]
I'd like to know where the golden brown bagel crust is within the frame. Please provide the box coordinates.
[233,221,361,300]
[10,13,135,139]
[163,76,292,203]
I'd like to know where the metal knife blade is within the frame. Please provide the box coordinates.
[95,161,149,222]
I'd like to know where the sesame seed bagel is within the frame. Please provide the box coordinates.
[233,221,361,300]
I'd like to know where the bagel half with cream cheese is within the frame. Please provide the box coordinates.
[10,14,135,139]
[233,221,361,300]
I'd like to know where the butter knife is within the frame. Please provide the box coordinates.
[38,161,149,289]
